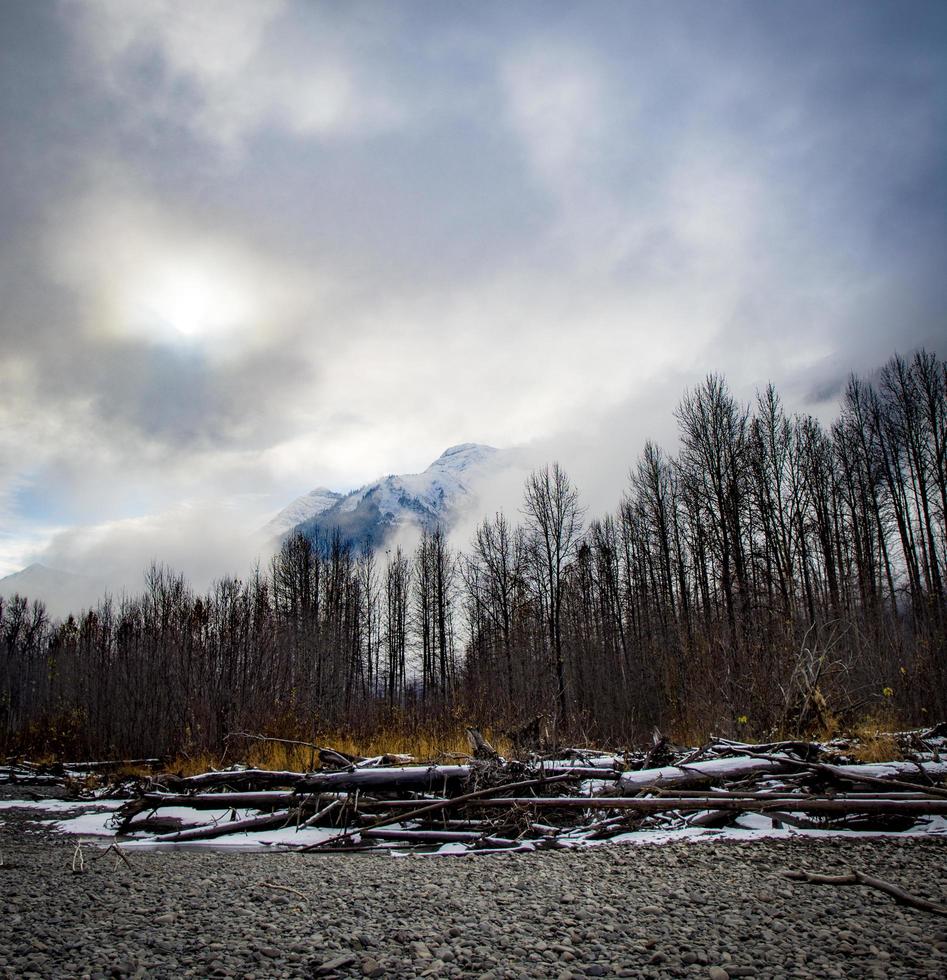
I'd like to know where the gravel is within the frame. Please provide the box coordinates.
[1,806,945,979]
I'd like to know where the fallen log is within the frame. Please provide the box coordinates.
[154,769,307,791]
[295,765,472,794]
[300,799,342,828]
[711,738,829,759]
[740,752,947,798]
[361,828,517,847]
[783,869,947,917]
[615,755,947,795]
[650,788,935,800]
[616,756,787,792]
[461,796,947,815]
[119,816,189,835]
[64,758,164,772]
[153,809,295,842]
[541,767,622,780]
[299,771,578,851]
[136,791,300,810]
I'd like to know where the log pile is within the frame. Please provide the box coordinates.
[1,758,163,789]
[95,725,947,853]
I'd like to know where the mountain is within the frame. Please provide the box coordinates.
[267,443,503,548]
[262,487,344,538]
[0,563,105,620]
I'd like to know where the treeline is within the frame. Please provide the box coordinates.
[1,350,945,758]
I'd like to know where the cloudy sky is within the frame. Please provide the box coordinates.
[1,0,945,591]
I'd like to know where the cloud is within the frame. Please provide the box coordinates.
[502,42,610,193]
[44,181,318,359]
[33,498,271,596]
[1,1,944,596]
[67,0,405,150]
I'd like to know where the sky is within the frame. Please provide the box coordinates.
[1,0,945,595]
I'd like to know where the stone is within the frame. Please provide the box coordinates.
[316,953,357,975]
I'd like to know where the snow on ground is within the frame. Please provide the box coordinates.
[2,796,945,854]
[0,798,125,813]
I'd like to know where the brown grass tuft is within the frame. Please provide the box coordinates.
[849,721,902,763]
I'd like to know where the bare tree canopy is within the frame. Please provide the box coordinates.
[2,350,946,758]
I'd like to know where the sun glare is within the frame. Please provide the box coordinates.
[123,260,256,344]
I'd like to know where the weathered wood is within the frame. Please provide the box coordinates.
[154,769,307,791]
[461,796,947,815]
[616,756,787,792]
[742,751,947,798]
[299,799,342,828]
[138,791,300,810]
[153,809,294,842]
[615,755,947,795]
[541,767,621,780]
[299,771,578,851]
[466,728,499,761]
[783,869,947,917]
[711,738,831,760]
[118,816,189,835]
[361,828,516,847]
[296,765,472,794]
[64,758,164,772]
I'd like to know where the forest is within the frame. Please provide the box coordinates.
[1,349,945,759]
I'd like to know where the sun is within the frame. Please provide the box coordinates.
[150,269,220,338]
[122,258,256,344]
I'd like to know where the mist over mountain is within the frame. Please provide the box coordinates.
[0,563,104,620]
[266,443,506,549]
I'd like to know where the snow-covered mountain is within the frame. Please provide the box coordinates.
[267,443,503,548]
[262,487,344,538]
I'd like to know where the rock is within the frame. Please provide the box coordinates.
[709,968,730,980]
[316,953,357,975]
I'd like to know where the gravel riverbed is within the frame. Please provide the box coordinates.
[1,808,945,979]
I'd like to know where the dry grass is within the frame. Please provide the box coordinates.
[848,721,903,763]
[164,727,515,777]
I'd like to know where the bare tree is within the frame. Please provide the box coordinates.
[522,463,585,721]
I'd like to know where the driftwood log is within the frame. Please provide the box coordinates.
[155,769,308,791]
[615,756,947,794]
[93,727,947,852]
[783,869,947,917]
[300,771,578,851]
[296,765,471,794]
[153,809,295,842]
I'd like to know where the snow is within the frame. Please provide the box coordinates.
[265,443,505,542]
[0,798,125,812]
[359,445,498,523]
[4,795,945,854]
[262,487,343,537]
[42,810,123,836]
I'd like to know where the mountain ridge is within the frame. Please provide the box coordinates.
[265,443,503,548]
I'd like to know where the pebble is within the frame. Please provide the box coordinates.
[0,810,945,980]
[315,952,356,974]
